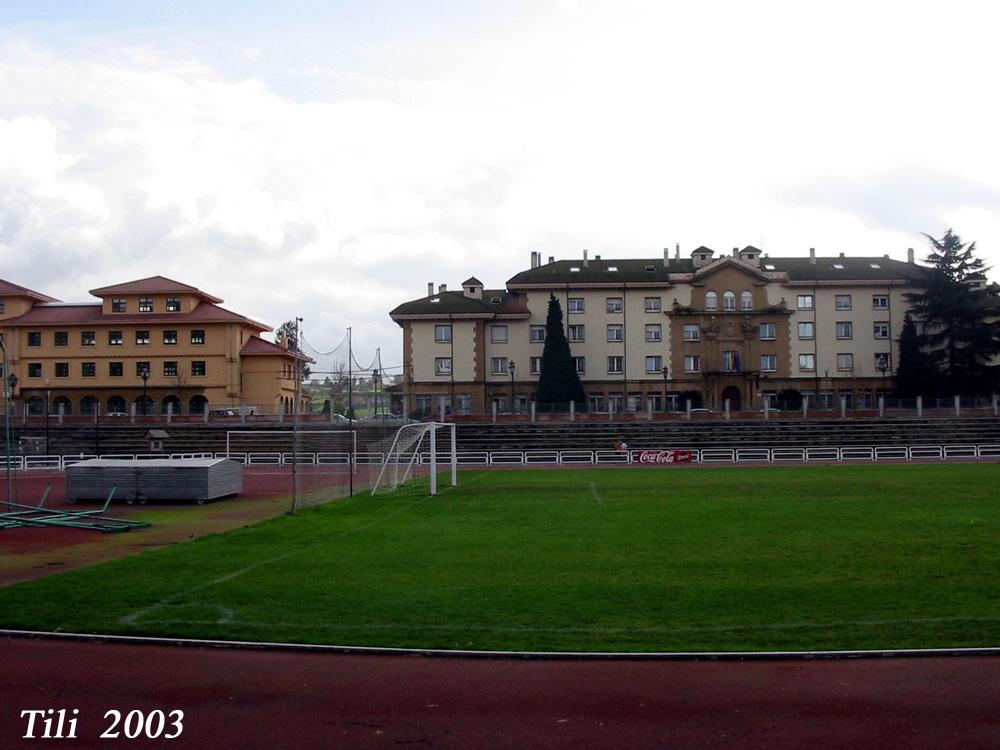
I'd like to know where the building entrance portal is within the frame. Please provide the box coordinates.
[721,385,742,411]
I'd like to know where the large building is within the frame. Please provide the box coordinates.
[0,276,305,416]
[390,246,929,416]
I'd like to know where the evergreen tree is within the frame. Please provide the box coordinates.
[905,229,1000,396]
[536,294,586,405]
[894,313,937,398]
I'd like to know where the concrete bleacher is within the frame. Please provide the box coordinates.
[11,416,1000,458]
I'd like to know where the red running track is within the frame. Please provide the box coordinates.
[1,637,998,749]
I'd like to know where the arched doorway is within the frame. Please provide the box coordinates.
[135,395,153,415]
[721,385,742,411]
[52,396,72,415]
[107,396,126,415]
[161,395,181,415]
[189,395,208,414]
[80,396,99,415]
[26,396,44,415]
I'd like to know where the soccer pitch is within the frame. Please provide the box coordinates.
[1,464,999,653]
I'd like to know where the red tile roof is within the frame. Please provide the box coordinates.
[89,276,223,303]
[3,302,270,331]
[0,278,59,302]
[240,336,313,362]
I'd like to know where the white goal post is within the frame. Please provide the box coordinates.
[370,422,457,496]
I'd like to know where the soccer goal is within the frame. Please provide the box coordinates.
[225,429,358,508]
[369,422,457,496]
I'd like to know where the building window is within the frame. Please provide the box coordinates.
[645,324,661,342]
[644,297,661,313]
[837,353,854,371]
[82,362,96,377]
[0,299,4,315]
[589,394,605,412]
[109,330,123,346]
[530,356,542,375]
[135,330,150,345]
[166,297,181,312]
[872,294,889,310]
[163,361,178,377]
[760,354,777,372]
[112,298,127,312]
[136,361,150,377]
[434,324,452,343]
[723,291,736,311]
[874,353,890,372]
[683,355,701,373]
[163,330,178,345]
[835,294,852,311]
[139,297,153,312]
[568,324,585,342]
[491,325,508,343]
[54,331,68,346]
[191,361,206,377]
[873,322,890,339]
[759,322,776,340]
[799,353,815,371]
[568,297,585,313]
[798,322,815,340]
[572,356,586,374]
[606,297,623,313]
[683,324,700,342]
[645,355,662,373]
[28,363,42,378]
[722,351,741,372]
[740,291,753,311]
[81,331,96,346]
[607,324,623,342]
[491,357,508,375]
[530,326,545,343]
[836,321,853,339]
[190,329,205,345]
[55,362,69,377]
[109,362,123,377]
[705,291,718,311]
[797,294,814,310]
[27,331,42,347]
[434,357,452,375]
[607,356,623,374]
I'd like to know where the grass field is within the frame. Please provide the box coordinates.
[1,464,999,652]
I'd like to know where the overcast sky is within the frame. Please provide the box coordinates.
[2,1,999,372]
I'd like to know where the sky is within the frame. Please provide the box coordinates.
[2,0,999,373]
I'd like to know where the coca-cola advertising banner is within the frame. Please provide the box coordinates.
[637,450,693,464]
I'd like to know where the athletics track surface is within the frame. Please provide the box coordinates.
[1,636,998,749]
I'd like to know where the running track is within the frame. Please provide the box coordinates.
[1,637,998,749]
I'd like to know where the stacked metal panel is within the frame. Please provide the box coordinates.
[66,458,243,503]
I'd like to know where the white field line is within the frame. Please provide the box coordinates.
[119,497,429,626]
[589,481,604,504]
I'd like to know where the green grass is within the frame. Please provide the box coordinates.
[1,464,999,652]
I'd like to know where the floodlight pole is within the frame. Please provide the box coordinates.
[1,334,13,511]
[348,326,353,499]
[291,316,302,514]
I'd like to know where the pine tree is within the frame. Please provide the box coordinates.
[894,313,937,398]
[536,294,586,406]
[905,229,1000,396]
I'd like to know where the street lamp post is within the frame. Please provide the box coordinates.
[661,365,670,412]
[876,356,889,399]
[139,365,150,416]
[44,379,50,455]
[372,368,381,417]
[508,359,516,414]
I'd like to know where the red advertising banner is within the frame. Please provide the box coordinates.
[637,449,693,464]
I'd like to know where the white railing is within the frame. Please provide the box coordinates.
[10,444,1000,471]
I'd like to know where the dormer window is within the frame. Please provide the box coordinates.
[870,263,881,269]
[491,296,502,304]
[832,263,845,270]
[763,263,776,271]
[608,266,618,272]
[570,266,581,272]
[645,265,655,272]
[430,297,441,303]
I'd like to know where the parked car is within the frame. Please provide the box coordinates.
[105,411,129,418]
[359,413,416,425]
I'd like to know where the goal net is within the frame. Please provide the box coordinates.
[369,422,457,496]
[225,429,359,509]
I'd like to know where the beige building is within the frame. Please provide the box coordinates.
[390,246,926,415]
[0,276,306,416]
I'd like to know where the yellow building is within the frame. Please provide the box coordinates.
[0,276,306,416]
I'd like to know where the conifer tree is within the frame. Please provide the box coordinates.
[894,313,937,398]
[536,294,586,405]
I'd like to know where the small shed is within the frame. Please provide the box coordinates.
[66,458,243,504]
[145,429,170,452]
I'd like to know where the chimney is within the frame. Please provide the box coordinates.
[427,282,434,297]
[438,283,447,293]
[809,247,816,265]
[548,256,554,264]
[583,249,589,267]
[907,247,914,264]
[883,253,890,259]
[675,243,680,260]
[733,247,739,258]
[663,248,669,268]
[840,252,846,258]
[595,254,601,261]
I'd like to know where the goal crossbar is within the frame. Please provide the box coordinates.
[370,422,457,496]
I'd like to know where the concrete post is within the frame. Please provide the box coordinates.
[439,398,446,423]
[802,394,809,419]
[954,395,961,417]
[203,402,209,424]
[492,400,497,423]
[608,401,614,422]
[878,395,884,418]
[916,396,923,417]
[530,401,536,423]
[130,403,136,424]
[840,396,847,419]
[57,402,64,425]
[993,394,999,417]
[647,399,654,421]
[166,403,173,424]
[763,400,769,420]
[685,399,692,421]
[724,399,730,420]
[277,402,283,424]
[569,401,575,422]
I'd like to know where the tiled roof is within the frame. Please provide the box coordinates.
[89,276,223,303]
[240,336,313,362]
[0,278,59,302]
[462,276,484,286]
[390,289,526,318]
[4,301,270,330]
